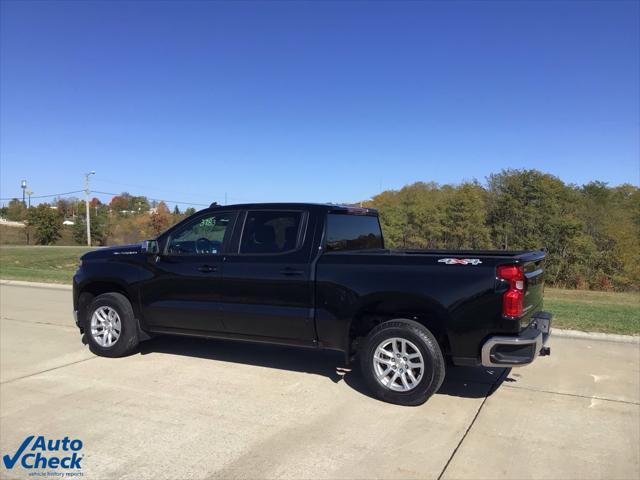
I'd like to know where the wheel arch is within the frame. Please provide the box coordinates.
[78,280,136,326]
[345,292,450,361]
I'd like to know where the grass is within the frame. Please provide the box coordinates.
[0,224,77,246]
[0,246,638,335]
[545,288,639,336]
[0,224,26,244]
[0,245,93,284]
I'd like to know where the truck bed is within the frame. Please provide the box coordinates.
[318,247,547,351]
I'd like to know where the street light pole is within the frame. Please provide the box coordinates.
[21,180,27,206]
[84,171,95,246]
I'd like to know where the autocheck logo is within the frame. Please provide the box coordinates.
[3,435,83,471]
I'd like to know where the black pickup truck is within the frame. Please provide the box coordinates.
[73,202,551,405]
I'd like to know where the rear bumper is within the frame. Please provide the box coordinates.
[481,311,552,367]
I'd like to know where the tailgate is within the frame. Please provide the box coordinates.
[522,255,545,322]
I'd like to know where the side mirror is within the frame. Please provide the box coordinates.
[141,239,159,254]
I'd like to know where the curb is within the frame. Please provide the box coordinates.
[552,328,639,344]
[0,279,72,290]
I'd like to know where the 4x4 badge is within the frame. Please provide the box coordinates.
[438,258,482,265]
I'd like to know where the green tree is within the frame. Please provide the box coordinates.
[401,182,444,248]
[129,195,150,213]
[25,204,63,245]
[369,182,444,248]
[4,198,27,221]
[72,214,108,245]
[56,198,77,218]
[441,183,491,249]
[486,169,587,285]
[597,184,640,290]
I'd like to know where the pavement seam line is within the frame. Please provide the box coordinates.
[1,316,77,330]
[1,356,97,385]
[502,383,640,405]
[437,394,489,480]
[436,368,508,480]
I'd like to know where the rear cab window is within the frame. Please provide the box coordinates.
[325,213,384,251]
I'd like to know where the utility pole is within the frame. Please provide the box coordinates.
[84,171,95,246]
[26,190,33,208]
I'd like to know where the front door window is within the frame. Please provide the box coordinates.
[167,212,235,255]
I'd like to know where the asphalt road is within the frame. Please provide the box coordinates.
[1,283,638,479]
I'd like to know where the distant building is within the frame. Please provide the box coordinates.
[0,217,26,228]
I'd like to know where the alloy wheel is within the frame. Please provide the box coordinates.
[90,306,122,348]
[372,337,425,392]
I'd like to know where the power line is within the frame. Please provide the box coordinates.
[92,179,257,204]
[92,178,219,201]
[0,190,84,201]
[1,187,248,207]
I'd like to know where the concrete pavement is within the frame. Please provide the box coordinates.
[0,283,638,479]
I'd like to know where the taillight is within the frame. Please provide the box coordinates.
[497,264,525,317]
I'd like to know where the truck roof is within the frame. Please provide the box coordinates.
[207,202,378,215]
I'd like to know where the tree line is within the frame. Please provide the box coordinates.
[0,193,196,247]
[1,169,638,291]
[365,169,639,291]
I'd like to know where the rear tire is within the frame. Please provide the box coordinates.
[84,292,139,358]
[360,319,445,406]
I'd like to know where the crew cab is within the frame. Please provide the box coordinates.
[73,203,551,405]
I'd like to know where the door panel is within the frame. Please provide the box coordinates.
[141,255,225,331]
[219,259,314,339]
[140,211,237,332]
[219,210,316,341]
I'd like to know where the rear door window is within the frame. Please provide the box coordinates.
[240,211,303,254]
[325,214,383,251]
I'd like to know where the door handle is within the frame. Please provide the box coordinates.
[279,268,304,276]
[198,265,217,273]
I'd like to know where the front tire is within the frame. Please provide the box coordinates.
[84,292,139,357]
[360,319,445,406]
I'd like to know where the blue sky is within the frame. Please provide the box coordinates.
[1,0,638,207]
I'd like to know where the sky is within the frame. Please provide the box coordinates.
[1,0,638,208]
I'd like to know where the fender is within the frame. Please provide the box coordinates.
[74,258,154,331]
[343,291,451,355]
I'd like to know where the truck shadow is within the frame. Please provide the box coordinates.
[138,335,511,401]
[436,365,511,399]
